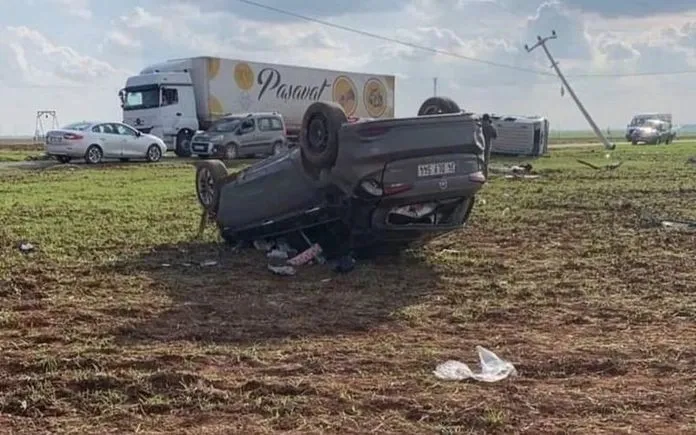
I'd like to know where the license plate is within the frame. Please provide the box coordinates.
[418,161,456,177]
[47,136,62,144]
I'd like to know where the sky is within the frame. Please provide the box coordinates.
[1,0,696,135]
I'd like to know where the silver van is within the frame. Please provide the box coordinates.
[191,112,287,159]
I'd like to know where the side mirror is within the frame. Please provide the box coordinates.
[136,131,141,137]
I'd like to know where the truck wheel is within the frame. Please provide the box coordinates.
[175,129,193,157]
[417,97,461,116]
[300,101,347,170]
[195,160,228,215]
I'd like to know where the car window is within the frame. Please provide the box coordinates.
[269,117,284,131]
[240,119,255,132]
[111,123,138,136]
[91,125,103,133]
[62,122,92,131]
[211,118,241,132]
[258,118,272,131]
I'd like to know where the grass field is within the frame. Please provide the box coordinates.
[1,143,696,433]
[3,131,696,152]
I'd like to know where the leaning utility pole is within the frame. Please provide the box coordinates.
[525,30,616,150]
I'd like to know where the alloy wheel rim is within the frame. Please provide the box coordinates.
[197,168,215,207]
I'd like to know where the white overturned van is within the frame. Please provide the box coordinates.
[489,115,549,157]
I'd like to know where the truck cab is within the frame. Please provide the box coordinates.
[120,71,198,157]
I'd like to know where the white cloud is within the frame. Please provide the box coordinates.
[0,26,132,135]
[49,0,92,19]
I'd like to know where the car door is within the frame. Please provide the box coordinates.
[256,117,274,153]
[90,124,117,155]
[113,123,143,157]
[93,123,123,158]
[237,118,260,154]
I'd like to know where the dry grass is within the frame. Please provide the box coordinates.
[1,143,696,434]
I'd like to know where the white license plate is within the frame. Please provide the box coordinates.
[47,136,62,144]
[417,161,456,177]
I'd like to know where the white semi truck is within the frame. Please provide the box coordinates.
[119,56,396,157]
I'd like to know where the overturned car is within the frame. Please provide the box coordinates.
[194,96,496,258]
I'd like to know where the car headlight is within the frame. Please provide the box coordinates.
[210,134,224,142]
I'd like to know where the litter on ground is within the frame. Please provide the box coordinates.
[434,346,517,382]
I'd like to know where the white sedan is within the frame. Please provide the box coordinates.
[44,121,168,164]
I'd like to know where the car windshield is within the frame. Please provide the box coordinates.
[210,118,242,132]
[122,85,160,111]
[630,118,649,126]
[61,122,92,131]
[643,120,661,128]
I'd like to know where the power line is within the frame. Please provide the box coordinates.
[233,0,696,79]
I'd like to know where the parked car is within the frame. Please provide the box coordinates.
[44,121,168,164]
[629,119,675,145]
[193,97,495,257]
[190,112,288,160]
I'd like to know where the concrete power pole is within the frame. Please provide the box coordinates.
[525,31,616,150]
[433,77,438,97]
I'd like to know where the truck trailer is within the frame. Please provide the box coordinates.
[119,56,396,157]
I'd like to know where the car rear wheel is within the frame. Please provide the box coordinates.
[300,101,347,170]
[146,144,163,162]
[84,145,103,164]
[417,97,461,116]
[195,160,228,215]
[56,156,71,164]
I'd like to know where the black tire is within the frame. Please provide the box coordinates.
[56,156,71,164]
[84,145,103,164]
[146,144,163,162]
[175,129,193,157]
[195,160,228,215]
[300,101,347,170]
[417,97,461,116]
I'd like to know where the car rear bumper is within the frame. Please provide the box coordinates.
[45,144,88,156]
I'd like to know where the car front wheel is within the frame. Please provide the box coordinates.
[146,144,163,163]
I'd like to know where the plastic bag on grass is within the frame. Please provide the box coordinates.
[434,346,517,382]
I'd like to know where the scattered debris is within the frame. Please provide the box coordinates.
[504,173,541,180]
[661,220,696,233]
[288,244,323,267]
[199,260,218,267]
[639,212,696,232]
[253,240,275,252]
[266,248,297,276]
[268,264,296,276]
[577,159,623,171]
[18,242,35,253]
[434,346,517,382]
